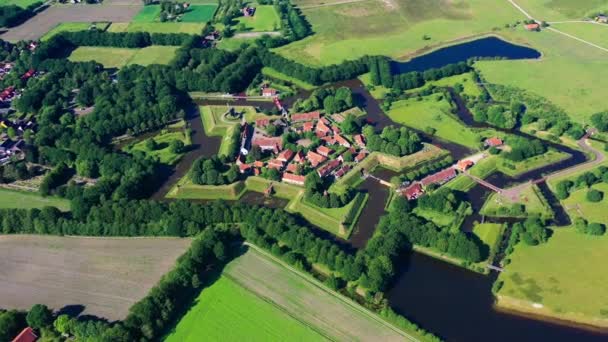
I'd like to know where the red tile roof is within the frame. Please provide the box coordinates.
[291,111,320,122]
[316,145,333,157]
[420,168,456,187]
[485,137,503,147]
[334,165,351,178]
[277,149,295,162]
[317,159,341,178]
[354,152,367,162]
[307,151,327,167]
[334,134,351,147]
[457,160,474,171]
[255,118,271,127]
[303,121,314,132]
[267,159,285,170]
[285,162,298,173]
[262,88,277,96]
[293,151,305,163]
[12,327,37,342]
[253,161,264,168]
[239,163,251,173]
[402,183,424,200]
[316,120,332,135]
[525,23,540,30]
[320,136,335,145]
[252,136,283,152]
[282,172,306,185]
[354,134,366,147]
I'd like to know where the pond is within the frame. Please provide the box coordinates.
[391,36,541,74]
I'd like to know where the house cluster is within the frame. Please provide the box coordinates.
[242,6,256,17]
[400,167,458,200]
[236,111,368,186]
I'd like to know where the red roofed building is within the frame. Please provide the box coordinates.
[0,86,15,101]
[277,149,295,162]
[282,172,306,186]
[334,134,351,148]
[262,87,277,97]
[255,118,271,127]
[354,151,367,163]
[12,327,37,342]
[253,161,264,168]
[285,162,298,173]
[316,120,332,136]
[307,151,327,167]
[402,183,424,200]
[293,151,305,163]
[353,134,366,148]
[267,158,285,170]
[485,137,503,147]
[239,163,252,174]
[316,145,333,157]
[252,136,282,153]
[320,136,335,145]
[421,168,456,187]
[291,111,320,122]
[320,117,330,125]
[302,121,314,132]
[21,69,35,80]
[334,165,351,178]
[525,23,540,31]
[317,159,341,178]
[457,160,474,172]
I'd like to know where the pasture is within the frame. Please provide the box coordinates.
[496,227,608,328]
[108,22,205,34]
[235,5,280,31]
[561,182,608,224]
[68,46,178,68]
[0,0,39,7]
[514,0,608,21]
[277,0,522,65]
[473,223,503,253]
[0,235,191,320]
[166,246,414,341]
[386,95,481,149]
[0,188,70,211]
[181,4,218,22]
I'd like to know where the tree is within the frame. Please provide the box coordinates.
[0,310,24,341]
[586,223,606,236]
[26,304,53,330]
[586,189,603,202]
[340,114,359,135]
[145,138,157,151]
[169,139,184,154]
[53,315,72,335]
[590,111,608,131]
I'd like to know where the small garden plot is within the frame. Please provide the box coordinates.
[181,4,218,22]
[235,5,280,32]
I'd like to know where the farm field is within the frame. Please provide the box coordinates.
[476,28,608,123]
[108,22,205,34]
[276,0,522,65]
[235,5,280,31]
[166,246,415,341]
[123,130,190,165]
[40,22,94,41]
[132,4,161,22]
[386,95,481,149]
[496,227,608,328]
[0,235,191,320]
[0,4,142,41]
[562,182,608,224]
[181,4,218,22]
[0,188,70,211]
[69,46,179,68]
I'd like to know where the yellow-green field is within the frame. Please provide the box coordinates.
[68,46,179,68]
[514,0,608,21]
[562,182,608,223]
[235,5,280,32]
[123,130,190,165]
[497,227,608,328]
[0,188,70,211]
[108,22,206,34]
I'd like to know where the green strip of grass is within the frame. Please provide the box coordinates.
[262,67,316,90]
[0,188,70,211]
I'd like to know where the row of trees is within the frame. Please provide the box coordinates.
[54,31,196,49]
[292,86,355,114]
[0,2,42,28]
[555,166,608,200]
[502,136,547,161]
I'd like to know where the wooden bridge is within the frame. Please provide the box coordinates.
[463,172,503,193]
[487,264,504,272]
[362,173,393,187]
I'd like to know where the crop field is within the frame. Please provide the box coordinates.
[276,0,522,65]
[166,246,414,341]
[108,22,205,34]
[0,188,70,211]
[386,95,481,149]
[181,4,218,22]
[0,4,142,41]
[476,28,608,123]
[132,5,160,22]
[123,130,190,165]
[496,227,608,328]
[0,235,191,320]
[235,5,280,31]
[562,182,608,223]
[69,46,178,68]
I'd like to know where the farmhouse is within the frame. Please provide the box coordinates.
[421,167,456,187]
[457,160,474,171]
[282,172,305,186]
[11,327,37,342]
[525,23,540,31]
[402,183,424,200]
[291,111,320,122]
[596,14,608,23]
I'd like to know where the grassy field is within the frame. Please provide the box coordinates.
[0,188,70,211]
[108,22,205,34]
[235,5,280,31]
[496,150,571,177]
[406,72,483,98]
[0,235,191,320]
[0,0,38,7]
[286,191,357,237]
[562,182,608,223]
[550,22,608,51]
[277,0,522,65]
[133,5,161,22]
[473,223,503,252]
[476,28,608,123]
[514,0,608,21]
[167,177,246,200]
[496,227,608,328]
[41,22,93,41]
[166,246,417,340]
[181,4,218,22]
[262,67,316,90]
[386,95,481,149]
[481,184,553,219]
[69,46,178,68]
[123,130,190,165]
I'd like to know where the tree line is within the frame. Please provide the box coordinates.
[362,125,422,157]
[0,2,42,28]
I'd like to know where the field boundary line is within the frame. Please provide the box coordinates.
[299,0,371,9]
[243,242,421,341]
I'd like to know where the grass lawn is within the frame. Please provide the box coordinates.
[123,130,190,165]
[235,5,280,31]
[262,67,316,90]
[514,0,608,21]
[41,23,93,41]
[276,0,522,65]
[413,207,454,227]
[496,227,608,328]
[386,95,481,149]
[358,73,391,100]
[166,177,246,200]
[68,46,178,68]
[181,4,218,22]
[406,72,483,98]
[473,223,503,252]
[496,150,571,177]
[217,37,252,51]
[108,22,205,34]
[133,5,161,22]
[476,28,608,123]
[0,188,70,211]
[481,184,553,220]
[550,22,608,51]
[0,0,38,7]
[562,182,608,224]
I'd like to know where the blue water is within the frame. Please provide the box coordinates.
[391,36,541,74]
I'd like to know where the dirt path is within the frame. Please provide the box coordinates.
[545,132,605,182]
[233,31,281,38]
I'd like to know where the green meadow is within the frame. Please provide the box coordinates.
[235,5,280,31]
[0,188,70,211]
[69,46,179,68]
